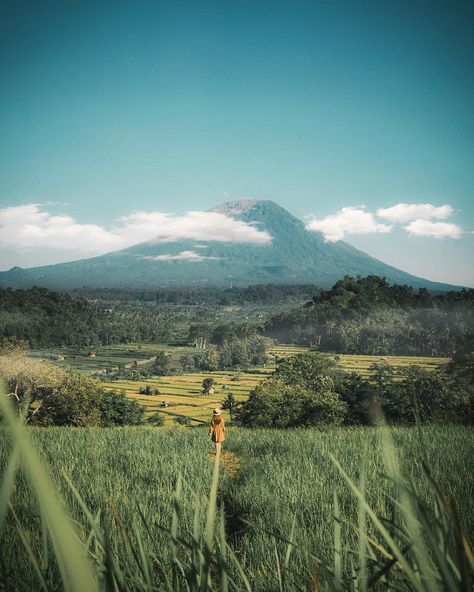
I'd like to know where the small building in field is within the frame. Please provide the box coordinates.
[207,387,215,395]
[88,351,97,357]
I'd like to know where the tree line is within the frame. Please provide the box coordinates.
[0,287,171,347]
[2,278,472,358]
[237,351,474,427]
[263,275,473,356]
[72,284,318,305]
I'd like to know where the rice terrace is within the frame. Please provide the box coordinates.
[98,347,449,426]
[1,1,474,590]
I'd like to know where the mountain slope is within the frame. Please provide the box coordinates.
[0,200,460,290]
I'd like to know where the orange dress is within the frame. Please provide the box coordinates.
[209,416,225,443]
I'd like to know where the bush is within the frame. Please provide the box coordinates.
[339,364,472,425]
[98,390,145,426]
[338,372,375,425]
[1,353,145,427]
[139,385,160,395]
[238,377,347,427]
[174,415,191,426]
[146,412,165,426]
[31,369,104,427]
[383,366,470,424]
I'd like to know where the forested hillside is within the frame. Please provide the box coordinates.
[2,278,473,355]
[72,284,319,305]
[0,285,313,348]
[264,276,474,356]
[0,287,167,347]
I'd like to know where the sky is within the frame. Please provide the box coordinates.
[0,0,473,286]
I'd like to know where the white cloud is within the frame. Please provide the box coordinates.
[0,204,123,254]
[306,207,392,242]
[144,251,220,262]
[405,219,463,239]
[0,204,272,265]
[116,210,271,244]
[377,203,453,223]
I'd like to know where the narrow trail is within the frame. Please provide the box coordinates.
[208,451,243,478]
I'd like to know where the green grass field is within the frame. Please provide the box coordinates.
[1,424,472,590]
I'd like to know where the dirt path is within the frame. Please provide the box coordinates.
[208,451,242,478]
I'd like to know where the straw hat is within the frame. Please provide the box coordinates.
[213,408,222,415]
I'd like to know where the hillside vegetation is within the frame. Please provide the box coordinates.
[0,285,312,348]
[264,275,474,356]
[2,276,472,357]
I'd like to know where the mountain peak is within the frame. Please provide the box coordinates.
[209,199,286,216]
[210,199,260,216]
[0,199,460,291]
[209,199,301,229]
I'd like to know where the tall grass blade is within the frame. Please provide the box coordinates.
[201,454,220,592]
[218,513,228,592]
[357,454,367,592]
[0,445,19,532]
[333,493,342,592]
[0,386,98,592]
[9,503,49,591]
[329,451,424,592]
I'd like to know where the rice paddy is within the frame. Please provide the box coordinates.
[99,345,449,425]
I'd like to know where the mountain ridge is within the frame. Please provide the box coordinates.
[0,200,462,291]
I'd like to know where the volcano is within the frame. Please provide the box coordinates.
[0,200,459,290]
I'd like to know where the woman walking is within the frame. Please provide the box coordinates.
[209,408,225,455]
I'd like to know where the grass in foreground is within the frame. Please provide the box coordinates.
[1,384,473,591]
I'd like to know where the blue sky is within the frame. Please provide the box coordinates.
[0,0,473,285]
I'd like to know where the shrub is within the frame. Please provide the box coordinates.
[174,415,191,426]
[338,372,375,425]
[383,366,470,424]
[146,412,165,426]
[139,385,160,395]
[238,377,347,427]
[98,390,145,426]
[339,364,472,425]
[202,378,215,394]
[31,369,103,427]
[0,353,146,427]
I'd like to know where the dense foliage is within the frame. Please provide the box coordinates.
[0,352,144,426]
[237,352,473,427]
[72,284,319,305]
[264,275,474,356]
[3,278,472,358]
[193,335,271,371]
[0,285,311,348]
[0,287,168,347]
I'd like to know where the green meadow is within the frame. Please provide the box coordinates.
[1,423,472,590]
